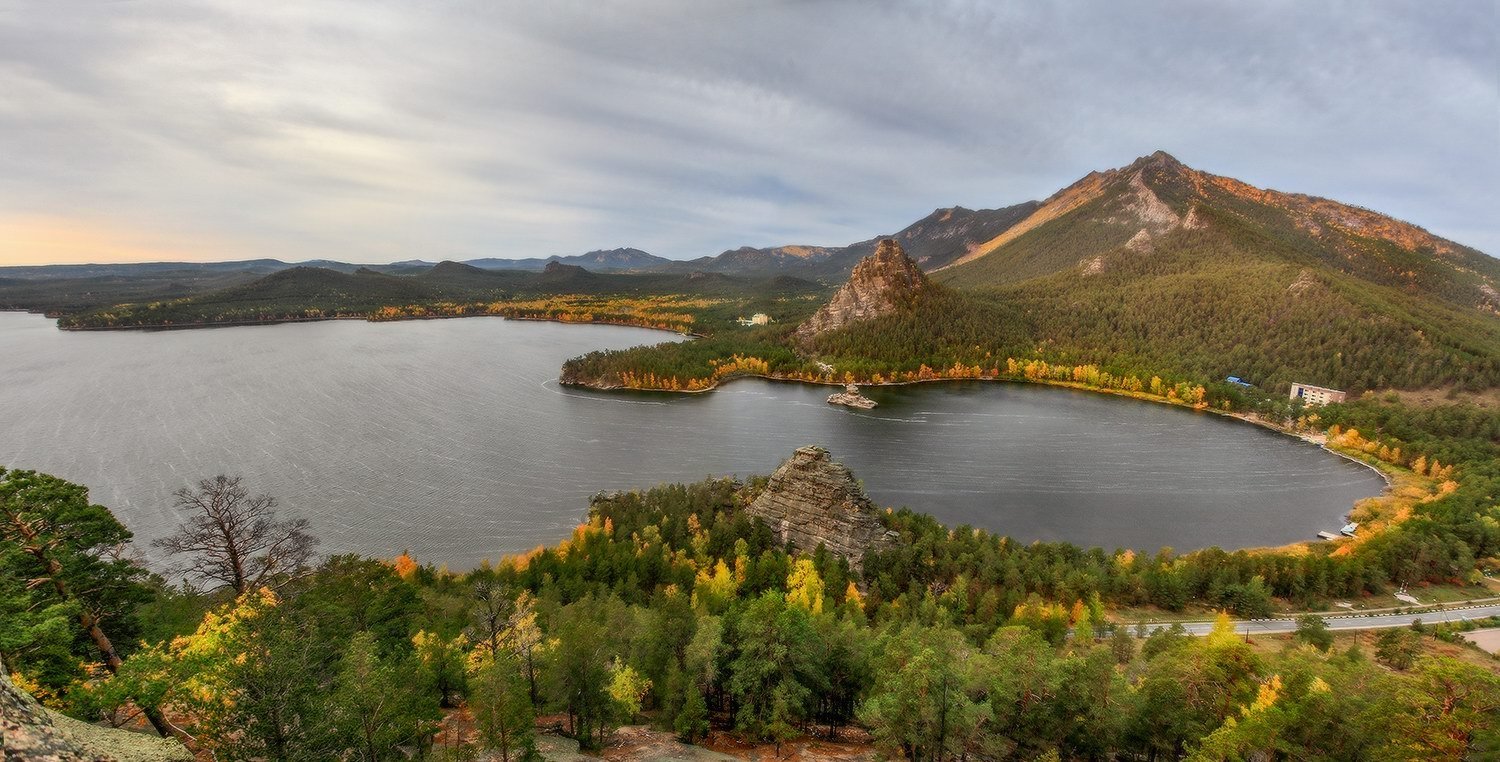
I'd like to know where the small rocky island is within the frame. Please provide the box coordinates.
[826,382,877,409]
[744,445,897,571]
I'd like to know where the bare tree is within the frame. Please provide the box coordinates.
[153,475,319,594]
[466,575,514,656]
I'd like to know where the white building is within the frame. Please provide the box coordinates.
[737,313,772,326]
[1289,382,1347,406]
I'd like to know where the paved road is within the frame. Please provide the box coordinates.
[1463,628,1500,654]
[1137,603,1500,637]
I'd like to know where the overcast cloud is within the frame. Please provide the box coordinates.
[0,0,1495,265]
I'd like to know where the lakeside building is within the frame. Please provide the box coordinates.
[736,313,772,326]
[1290,382,1347,406]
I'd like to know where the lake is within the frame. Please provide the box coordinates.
[0,311,1385,569]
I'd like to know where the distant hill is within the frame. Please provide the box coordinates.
[0,259,292,279]
[54,256,828,329]
[663,203,1040,279]
[395,247,671,273]
[670,245,841,274]
[0,247,670,284]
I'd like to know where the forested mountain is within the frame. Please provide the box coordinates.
[904,151,1500,392]
[940,151,1499,311]
[666,202,1041,279]
[55,261,827,329]
[397,247,673,272]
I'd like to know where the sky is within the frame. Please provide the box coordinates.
[0,0,1496,266]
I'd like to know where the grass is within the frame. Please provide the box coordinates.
[1242,628,1500,676]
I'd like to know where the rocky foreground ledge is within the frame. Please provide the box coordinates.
[2,666,191,762]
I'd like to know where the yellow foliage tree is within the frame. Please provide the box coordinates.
[785,558,825,615]
[693,559,737,614]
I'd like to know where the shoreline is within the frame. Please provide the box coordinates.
[564,370,1402,544]
[50,311,704,337]
[22,308,1403,554]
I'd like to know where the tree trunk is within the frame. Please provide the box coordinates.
[525,650,538,705]
[12,521,177,739]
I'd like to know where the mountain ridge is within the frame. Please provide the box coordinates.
[940,151,1497,313]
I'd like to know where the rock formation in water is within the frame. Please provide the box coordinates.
[744,446,896,570]
[826,383,877,409]
[794,239,929,343]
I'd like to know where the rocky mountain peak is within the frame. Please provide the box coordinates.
[1135,149,1185,169]
[743,446,896,571]
[794,239,928,342]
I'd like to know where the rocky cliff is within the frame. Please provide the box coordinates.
[744,446,896,571]
[794,239,928,343]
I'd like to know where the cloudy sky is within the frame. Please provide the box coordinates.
[1,0,1495,265]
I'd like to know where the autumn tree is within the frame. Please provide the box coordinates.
[504,591,544,705]
[123,588,334,759]
[154,475,318,594]
[785,558,825,615]
[413,630,469,707]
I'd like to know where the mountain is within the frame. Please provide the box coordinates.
[903,151,1500,392]
[667,202,1040,279]
[851,202,1043,271]
[795,239,929,343]
[941,151,1498,310]
[539,260,597,285]
[671,245,840,274]
[564,247,672,271]
[401,247,672,272]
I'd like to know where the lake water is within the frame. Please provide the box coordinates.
[0,312,1384,569]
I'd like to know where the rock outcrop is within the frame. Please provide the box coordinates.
[2,666,192,761]
[2,666,96,761]
[744,446,896,571]
[794,240,928,343]
[826,383,876,409]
